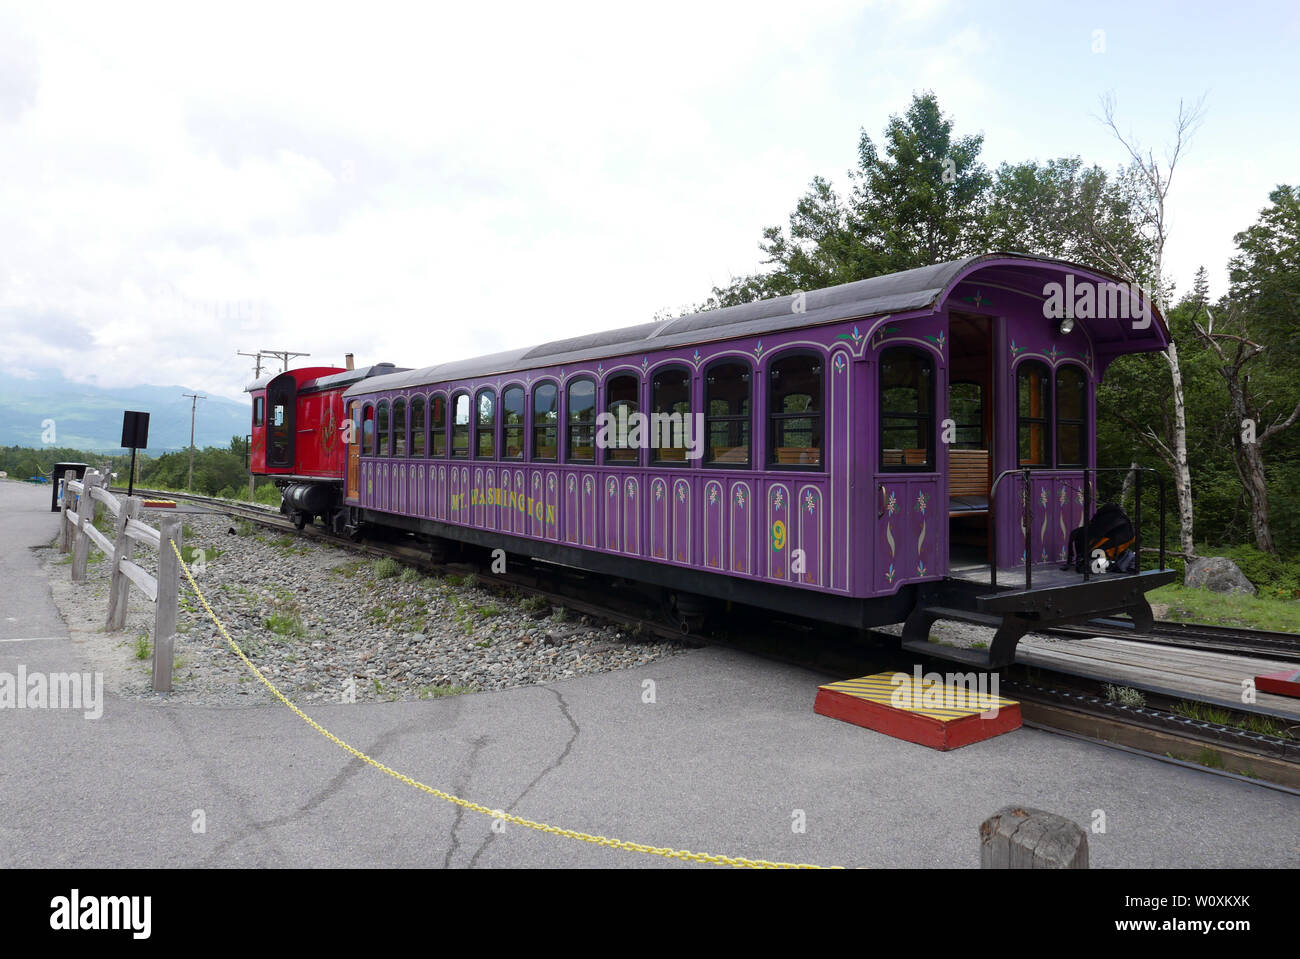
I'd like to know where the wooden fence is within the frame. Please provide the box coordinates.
[59,468,183,693]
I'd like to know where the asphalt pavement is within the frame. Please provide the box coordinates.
[1,479,1295,868]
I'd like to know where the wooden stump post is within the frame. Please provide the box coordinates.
[980,806,1088,869]
[71,470,101,582]
[106,496,140,631]
[59,469,76,552]
[153,515,182,693]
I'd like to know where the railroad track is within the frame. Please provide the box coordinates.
[1047,619,1300,663]
[117,486,1300,789]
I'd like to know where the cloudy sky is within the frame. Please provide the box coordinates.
[2,0,1296,402]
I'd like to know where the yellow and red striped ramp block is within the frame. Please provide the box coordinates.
[1256,668,1300,698]
[140,498,177,508]
[814,672,1021,751]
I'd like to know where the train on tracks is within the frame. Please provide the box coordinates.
[246,253,1177,667]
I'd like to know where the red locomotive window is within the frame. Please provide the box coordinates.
[566,378,596,463]
[532,382,558,461]
[769,352,824,469]
[604,373,639,464]
[502,386,525,459]
[253,396,264,428]
[705,360,750,467]
[430,393,447,457]
[410,395,426,457]
[451,393,470,458]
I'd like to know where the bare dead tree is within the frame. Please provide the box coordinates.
[1190,303,1300,555]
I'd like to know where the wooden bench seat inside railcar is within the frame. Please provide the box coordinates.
[948,448,991,515]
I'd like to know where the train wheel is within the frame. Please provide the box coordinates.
[663,591,709,636]
[292,511,307,530]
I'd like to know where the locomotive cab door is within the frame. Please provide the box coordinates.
[266,372,297,469]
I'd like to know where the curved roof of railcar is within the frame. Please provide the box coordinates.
[344,253,1168,398]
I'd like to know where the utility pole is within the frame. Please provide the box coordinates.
[182,393,206,492]
[260,349,310,372]
[237,350,266,378]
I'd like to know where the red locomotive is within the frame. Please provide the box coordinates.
[247,358,404,529]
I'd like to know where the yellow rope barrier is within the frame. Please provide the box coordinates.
[170,540,836,868]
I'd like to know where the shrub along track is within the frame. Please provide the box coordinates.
[116,487,1300,791]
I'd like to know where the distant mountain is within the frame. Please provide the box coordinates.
[0,369,251,453]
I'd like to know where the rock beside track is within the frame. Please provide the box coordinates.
[40,510,684,706]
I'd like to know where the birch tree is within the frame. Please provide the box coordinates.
[1094,93,1207,558]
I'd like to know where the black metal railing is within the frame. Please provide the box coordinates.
[987,466,1167,590]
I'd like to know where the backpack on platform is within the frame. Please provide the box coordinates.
[1064,502,1136,574]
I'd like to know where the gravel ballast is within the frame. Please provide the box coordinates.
[41,508,684,706]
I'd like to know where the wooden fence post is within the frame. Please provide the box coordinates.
[71,470,101,582]
[980,806,1088,869]
[59,469,76,552]
[106,496,140,631]
[153,515,182,693]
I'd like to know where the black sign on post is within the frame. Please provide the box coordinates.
[121,411,150,497]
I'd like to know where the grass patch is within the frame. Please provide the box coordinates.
[552,605,568,623]
[399,567,422,584]
[134,634,151,660]
[180,543,220,565]
[331,559,369,578]
[264,612,305,638]
[1102,683,1146,707]
[1171,701,1233,725]
[417,684,476,699]
[520,594,550,616]
[235,519,255,537]
[372,557,401,580]
[1148,583,1300,633]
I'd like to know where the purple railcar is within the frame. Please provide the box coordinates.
[339,253,1176,666]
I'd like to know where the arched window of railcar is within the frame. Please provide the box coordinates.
[1017,361,1051,467]
[566,377,596,463]
[376,401,390,458]
[502,386,525,460]
[430,392,447,457]
[362,403,375,456]
[768,352,823,469]
[1056,364,1087,468]
[391,398,407,457]
[532,381,558,461]
[409,395,426,458]
[878,349,934,471]
[451,392,470,458]
[650,365,691,465]
[705,359,751,468]
[603,373,640,464]
[475,388,496,459]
